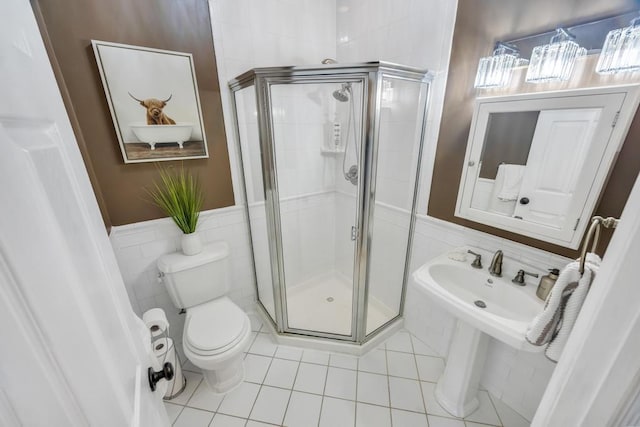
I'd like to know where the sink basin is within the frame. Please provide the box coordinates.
[413,252,544,351]
[411,249,546,418]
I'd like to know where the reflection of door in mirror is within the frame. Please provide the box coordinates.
[513,108,601,228]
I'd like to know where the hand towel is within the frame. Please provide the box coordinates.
[526,253,601,362]
[494,164,525,201]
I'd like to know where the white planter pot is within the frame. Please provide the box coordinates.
[181,232,203,256]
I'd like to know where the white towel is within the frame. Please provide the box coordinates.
[526,253,601,362]
[495,164,525,201]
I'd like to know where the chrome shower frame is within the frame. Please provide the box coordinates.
[229,62,432,345]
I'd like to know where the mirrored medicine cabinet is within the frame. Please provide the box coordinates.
[455,85,640,249]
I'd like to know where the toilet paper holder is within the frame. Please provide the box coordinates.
[142,308,187,400]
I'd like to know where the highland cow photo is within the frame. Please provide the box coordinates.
[92,41,208,163]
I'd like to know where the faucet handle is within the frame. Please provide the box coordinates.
[511,269,539,286]
[467,250,482,269]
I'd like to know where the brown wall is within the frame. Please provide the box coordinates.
[429,0,640,258]
[32,0,234,228]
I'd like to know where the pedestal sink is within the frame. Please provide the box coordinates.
[412,248,544,417]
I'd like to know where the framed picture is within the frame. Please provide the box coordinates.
[91,40,208,163]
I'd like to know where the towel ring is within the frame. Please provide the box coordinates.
[579,216,619,274]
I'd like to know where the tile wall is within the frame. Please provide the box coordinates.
[209,0,337,201]
[110,0,566,422]
[335,0,459,214]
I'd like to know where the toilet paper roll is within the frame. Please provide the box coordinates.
[142,308,169,337]
[153,337,184,400]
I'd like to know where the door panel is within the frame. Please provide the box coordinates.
[365,76,429,335]
[269,81,364,337]
[514,108,602,227]
[0,1,167,425]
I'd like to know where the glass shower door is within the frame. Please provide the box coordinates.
[268,79,365,338]
[365,75,430,336]
[234,85,278,322]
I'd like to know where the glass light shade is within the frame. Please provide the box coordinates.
[474,44,524,88]
[525,39,586,83]
[596,20,640,74]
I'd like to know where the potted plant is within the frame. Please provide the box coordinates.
[148,165,204,256]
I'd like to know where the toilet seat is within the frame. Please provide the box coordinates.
[184,297,250,357]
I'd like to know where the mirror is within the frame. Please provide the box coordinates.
[455,85,640,248]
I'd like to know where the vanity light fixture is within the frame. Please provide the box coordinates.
[474,42,527,89]
[525,28,587,83]
[596,15,640,74]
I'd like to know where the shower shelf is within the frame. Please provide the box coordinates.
[320,147,345,155]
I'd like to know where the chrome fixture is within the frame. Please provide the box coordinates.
[332,83,351,102]
[474,42,526,89]
[467,250,482,269]
[579,216,620,275]
[334,82,359,186]
[345,164,358,185]
[596,15,640,74]
[321,58,338,64]
[488,250,503,277]
[511,269,539,285]
[525,28,586,83]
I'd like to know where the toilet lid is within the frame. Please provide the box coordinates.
[185,298,248,353]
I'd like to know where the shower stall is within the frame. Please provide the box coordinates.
[230,62,431,344]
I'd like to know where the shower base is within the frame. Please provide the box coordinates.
[285,271,395,336]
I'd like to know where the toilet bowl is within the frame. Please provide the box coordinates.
[182,297,252,393]
[157,242,251,393]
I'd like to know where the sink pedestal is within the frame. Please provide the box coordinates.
[435,319,489,417]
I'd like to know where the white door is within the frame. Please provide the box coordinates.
[0,1,169,426]
[513,108,602,228]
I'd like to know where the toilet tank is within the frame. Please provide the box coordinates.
[157,241,230,309]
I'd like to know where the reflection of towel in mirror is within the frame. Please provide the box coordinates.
[495,164,525,201]
[525,253,601,362]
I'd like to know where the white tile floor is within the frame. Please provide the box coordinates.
[164,314,530,427]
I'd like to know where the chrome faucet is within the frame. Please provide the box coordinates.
[488,250,503,277]
[511,269,539,286]
[467,250,482,269]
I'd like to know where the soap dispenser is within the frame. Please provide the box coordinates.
[536,268,560,301]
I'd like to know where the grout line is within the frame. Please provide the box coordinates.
[486,392,505,427]
[182,374,204,408]
[354,358,359,427]
[408,332,430,427]
[243,351,277,424]
[385,348,394,427]
[168,402,185,426]
[317,353,332,427]
[280,357,302,426]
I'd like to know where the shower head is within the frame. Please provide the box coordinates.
[332,83,351,102]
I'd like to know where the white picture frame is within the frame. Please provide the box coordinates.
[91,40,209,163]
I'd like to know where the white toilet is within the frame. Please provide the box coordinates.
[157,241,252,394]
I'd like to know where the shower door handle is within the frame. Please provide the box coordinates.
[351,226,358,241]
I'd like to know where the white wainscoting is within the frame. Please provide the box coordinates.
[110,199,569,422]
[109,206,255,350]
